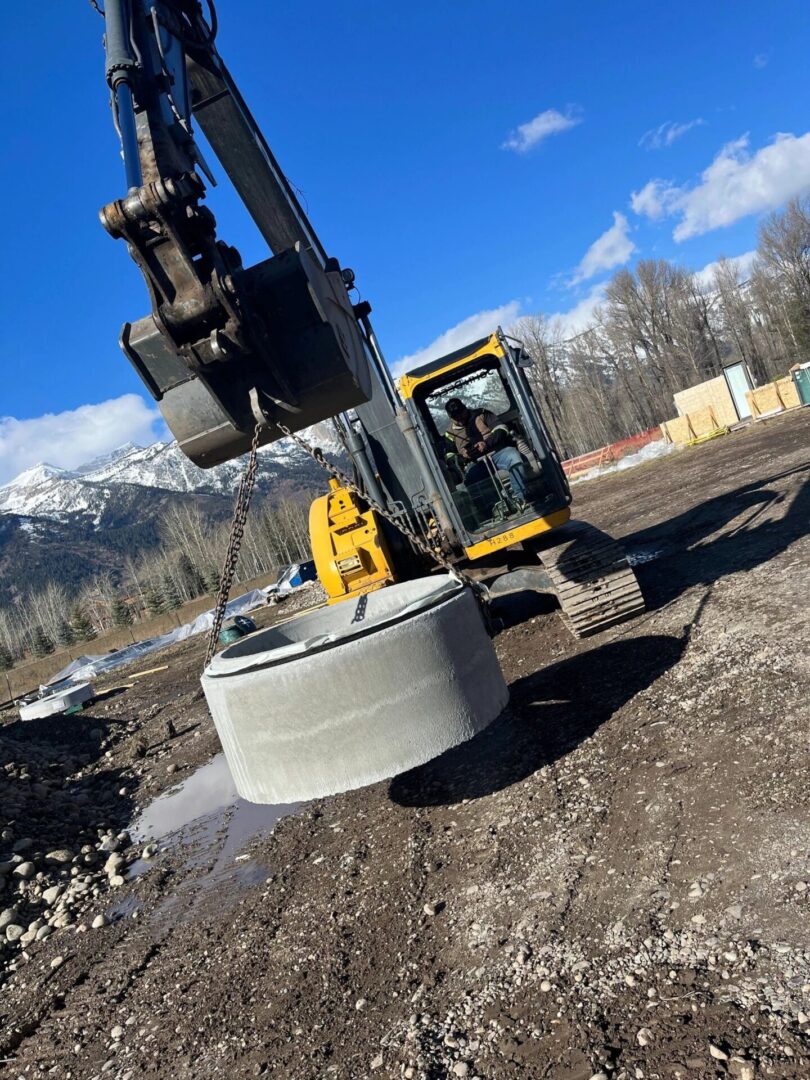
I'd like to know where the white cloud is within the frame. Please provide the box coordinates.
[630,179,673,219]
[392,301,522,376]
[571,212,636,283]
[630,178,680,219]
[546,282,607,337]
[753,52,770,69]
[0,394,166,486]
[631,132,810,241]
[501,108,581,153]
[693,249,757,290]
[639,118,705,150]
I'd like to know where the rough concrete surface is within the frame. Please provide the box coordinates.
[0,409,808,1079]
[203,578,508,803]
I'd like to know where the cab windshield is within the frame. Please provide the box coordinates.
[416,361,557,536]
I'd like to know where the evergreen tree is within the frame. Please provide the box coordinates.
[31,626,55,658]
[111,596,134,627]
[54,620,75,648]
[144,583,164,616]
[0,645,12,672]
[203,565,220,595]
[160,574,181,612]
[177,553,204,599]
[70,607,97,642]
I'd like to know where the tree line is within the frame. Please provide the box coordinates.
[0,498,310,668]
[516,198,810,458]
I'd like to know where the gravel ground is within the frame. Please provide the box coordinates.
[0,410,808,1079]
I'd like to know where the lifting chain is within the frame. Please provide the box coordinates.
[203,419,487,671]
[273,421,485,596]
[203,422,262,669]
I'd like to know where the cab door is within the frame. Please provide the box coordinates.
[496,332,570,502]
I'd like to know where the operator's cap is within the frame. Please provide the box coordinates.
[445,397,465,417]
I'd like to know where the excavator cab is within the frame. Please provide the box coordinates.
[399,330,572,561]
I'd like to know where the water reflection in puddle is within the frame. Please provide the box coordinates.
[107,893,140,921]
[127,753,300,915]
[133,753,242,840]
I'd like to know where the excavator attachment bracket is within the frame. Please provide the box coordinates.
[309,482,397,604]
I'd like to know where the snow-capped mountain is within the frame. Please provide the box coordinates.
[73,443,141,476]
[0,425,344,525]
[0,463,114,521]
[2,463,71,488]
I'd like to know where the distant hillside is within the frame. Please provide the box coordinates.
[0,428,342,604]
[0,491,227,605]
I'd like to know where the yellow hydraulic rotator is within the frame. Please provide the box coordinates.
[309,479,397,604]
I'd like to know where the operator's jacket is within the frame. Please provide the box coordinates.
[444,409,512,462]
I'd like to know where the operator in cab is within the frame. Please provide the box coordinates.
[443,397,527,500]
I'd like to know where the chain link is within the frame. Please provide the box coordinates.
[203,418,487,671]
[203,422,262,669]
[273,421,485,595]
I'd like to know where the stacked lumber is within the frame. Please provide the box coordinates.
[746,377,801,418]
[673,376,738,428]
[661,405,727,445]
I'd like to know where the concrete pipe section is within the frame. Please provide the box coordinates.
[201,575,509,804]
[19,682,94,721]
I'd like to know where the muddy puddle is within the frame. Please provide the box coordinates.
[119,753,300,923]
[108,893,141,922]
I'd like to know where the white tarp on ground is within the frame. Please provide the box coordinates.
[47,588,272,687]
[570,438,679,485]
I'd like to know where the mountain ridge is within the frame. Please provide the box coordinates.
[0,426,343,604]
[0,424,343,524]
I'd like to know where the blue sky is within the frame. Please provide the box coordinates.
[1,0,809,482]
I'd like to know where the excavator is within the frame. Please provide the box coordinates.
[94,0,644,639]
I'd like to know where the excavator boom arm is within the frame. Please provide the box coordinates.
[186,53,326,263]
[98,0,372,467]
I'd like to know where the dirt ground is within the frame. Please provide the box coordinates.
[1,409,809,1080]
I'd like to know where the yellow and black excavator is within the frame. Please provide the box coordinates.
[95,0,644,638]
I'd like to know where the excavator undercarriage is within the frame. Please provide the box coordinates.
[533,523,646,637]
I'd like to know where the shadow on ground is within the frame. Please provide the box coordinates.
[390,633,685,807]
[488,589,557,630]
[628,465,810,610]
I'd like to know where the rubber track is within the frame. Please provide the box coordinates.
[537,522,645,637]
